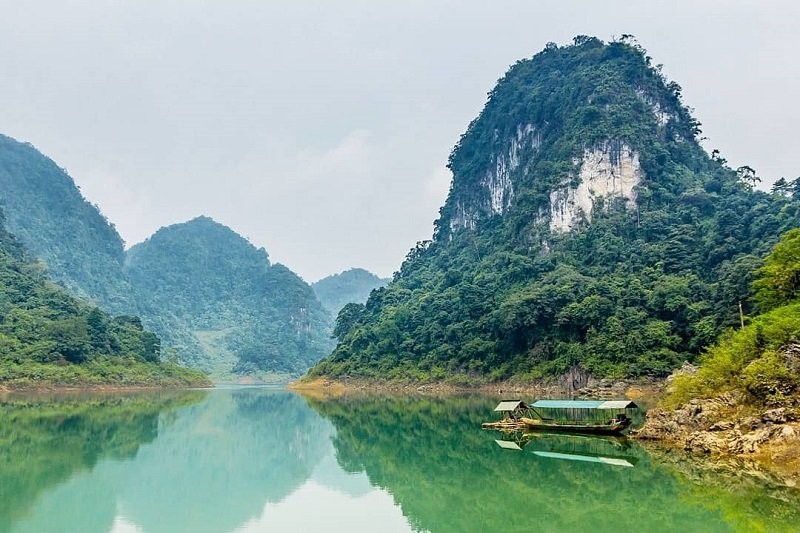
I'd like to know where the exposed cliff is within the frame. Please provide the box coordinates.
[549,141,641,231]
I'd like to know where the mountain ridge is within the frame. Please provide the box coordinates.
[0,134,136,315]
[0,206,209,388]
[0,136,333,377]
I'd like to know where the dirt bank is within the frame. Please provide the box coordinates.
[289,375,663,400]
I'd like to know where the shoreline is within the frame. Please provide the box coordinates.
[633,394,800,486]
[288,376,664,401]
[0,382,214,396]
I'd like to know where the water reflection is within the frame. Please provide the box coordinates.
[0,388,411,533]
[0,390,205,533]
[306,394,800,533]
[1,390,798,533]
[493,432,639,468]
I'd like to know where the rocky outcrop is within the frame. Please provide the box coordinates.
[448,123,540,233]
[549,140,642,232]
[635,394,800,483]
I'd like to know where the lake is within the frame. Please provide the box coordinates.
[0,387,798,532]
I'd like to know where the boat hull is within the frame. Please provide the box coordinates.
[520,417,631,435]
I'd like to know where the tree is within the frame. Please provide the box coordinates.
[771,177,790,196]
[736,165,761,189]
[87,307,110,353]
[333,303,367,340]
[48,318,90,363]
[791,177,800,200]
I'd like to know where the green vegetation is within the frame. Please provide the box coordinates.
[0,133,335,376]
[309,37,800,382]
[125,216,333,376]
[669,229,800,405]
[0,134,136,315]
[0,209,210,388]
[312,268,388,316]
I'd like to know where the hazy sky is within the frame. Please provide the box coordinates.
[1,1,797,281]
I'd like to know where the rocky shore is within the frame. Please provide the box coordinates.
[634,391,800,486]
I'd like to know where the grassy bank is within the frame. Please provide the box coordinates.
[0,357,212,391]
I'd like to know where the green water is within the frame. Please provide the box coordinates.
[0,388,798,533]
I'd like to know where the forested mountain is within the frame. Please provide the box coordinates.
[309,36,800,382]
[0,135,334,377]
[125,217,333,376]
[312,268,388,316]
[0,208,208,387]
[0,135,135,315]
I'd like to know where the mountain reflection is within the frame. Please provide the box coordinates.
[116,390,331,533]
[3,390,798,533]
[305,394,800,533]
[0,390,206,533]
[0,389,336,533]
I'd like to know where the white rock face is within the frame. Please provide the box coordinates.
[636,88,672,127]
[449,123,540,233]
[549,141,642,232]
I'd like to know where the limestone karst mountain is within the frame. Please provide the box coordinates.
[0,135,332,377]
[309,36,800,381]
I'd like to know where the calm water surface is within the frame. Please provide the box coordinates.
[0,387,798,533]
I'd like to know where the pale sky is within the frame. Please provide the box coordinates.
[1,1,797,281]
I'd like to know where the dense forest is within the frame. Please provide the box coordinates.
[312,268,388,316]
[309,37,800,382]
[0,209,209,387]
[670,229,800,406]
[125,216,333,376]
[0,135,136,315]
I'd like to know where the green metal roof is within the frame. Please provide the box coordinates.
[531,400,638,410]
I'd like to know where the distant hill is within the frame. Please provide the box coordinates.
[0,134,136,315]
[125,216,333,376]
[0,208,209,388]
[0,134,335,377]
[312,268,389,316]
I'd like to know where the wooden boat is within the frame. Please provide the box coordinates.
[520,416,631,435]
[484,399,638,436]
